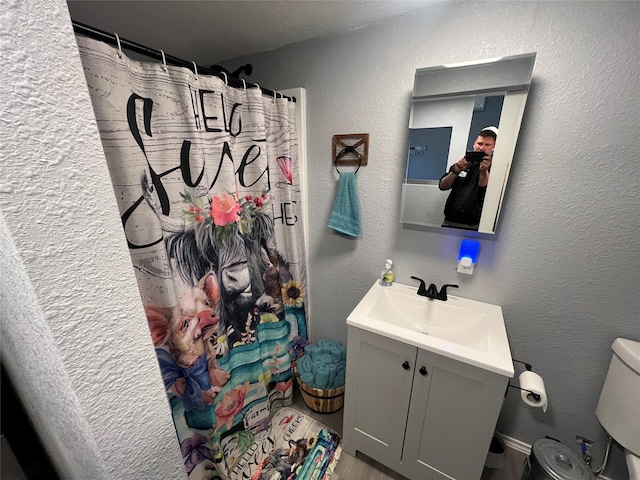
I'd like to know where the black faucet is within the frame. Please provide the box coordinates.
[437,284,459,301]
[410,276,426,295]
[410,277,459,301]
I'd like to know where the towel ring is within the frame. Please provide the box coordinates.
[335,147,362,174]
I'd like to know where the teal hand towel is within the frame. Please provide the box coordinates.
[297,354,314,374]
[318,338,340,354]
[304,344,321,360]
[315,365,330,389]
[300,372,314,386]
[327,172,361,237]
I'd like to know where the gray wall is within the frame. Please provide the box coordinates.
[1,0,185,477]
[225,2,640,478]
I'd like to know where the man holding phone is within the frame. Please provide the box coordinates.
[438,127,498,230]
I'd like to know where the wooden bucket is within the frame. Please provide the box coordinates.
[294,366,345,414]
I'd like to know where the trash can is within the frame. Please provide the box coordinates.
[485,434,507,469]
[522,438,595,480]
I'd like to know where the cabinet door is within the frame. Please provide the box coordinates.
[401,348,507,480]
[342,327,417,466]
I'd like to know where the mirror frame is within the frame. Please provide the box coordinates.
[400,53,536,233]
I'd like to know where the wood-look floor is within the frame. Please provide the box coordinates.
[291,385,527,480]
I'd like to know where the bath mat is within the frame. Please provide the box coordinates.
[224,406,342,480]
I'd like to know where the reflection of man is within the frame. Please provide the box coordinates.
[438,127,497,230]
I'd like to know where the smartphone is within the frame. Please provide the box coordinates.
[465,151,487,163]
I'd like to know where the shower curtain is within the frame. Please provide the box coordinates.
[76,36,310,479]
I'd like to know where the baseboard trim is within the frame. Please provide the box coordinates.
[496,433,613,480]
[496,432,532,456]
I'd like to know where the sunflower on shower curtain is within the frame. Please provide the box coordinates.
[75,35,309,479]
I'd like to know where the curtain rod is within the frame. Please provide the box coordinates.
[71,20,295,102]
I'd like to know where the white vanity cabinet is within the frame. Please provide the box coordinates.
[342,326,509,480]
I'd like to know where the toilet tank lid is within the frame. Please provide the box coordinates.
[613,338,640,373]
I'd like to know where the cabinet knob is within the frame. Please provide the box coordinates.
[419,366,428,376]
[402,361,410,370]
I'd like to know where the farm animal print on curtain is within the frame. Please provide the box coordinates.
[76,36,309,479]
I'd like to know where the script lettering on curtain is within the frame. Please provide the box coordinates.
[272,201,298,226]
[199,89,242,136]
[122,91,273,249]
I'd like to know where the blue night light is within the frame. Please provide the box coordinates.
[458,239,481,264]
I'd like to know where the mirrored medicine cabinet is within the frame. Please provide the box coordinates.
[400,53,536,234]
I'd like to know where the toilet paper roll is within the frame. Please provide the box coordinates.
[519,371,548,412]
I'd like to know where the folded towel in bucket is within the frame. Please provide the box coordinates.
[318,354,334,366]
[312,356,327,369]
[300,372,315,386]
[297,354,314,374]
[304,344,321,360]
[328,364,337,387]
[339,345,347,361]
[329,345,343,363]
[318,338,340,353]
[315,366,330,389]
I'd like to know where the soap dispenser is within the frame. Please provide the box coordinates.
[380,259,395,286]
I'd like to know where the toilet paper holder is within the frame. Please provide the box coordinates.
[507,359,541,401]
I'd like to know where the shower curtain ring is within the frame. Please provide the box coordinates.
[159,50,167,72]
[221,72,228,85]
[114,33,122,58]
[192,61,198,80]
[253,83,261,92]
[273,90,278,103]
[242,79,247,92]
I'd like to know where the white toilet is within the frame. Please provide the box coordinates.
[596,337,640,479]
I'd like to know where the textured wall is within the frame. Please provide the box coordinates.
[0,0,184,478]
[226,2,640,478]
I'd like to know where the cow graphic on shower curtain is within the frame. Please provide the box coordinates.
[76,35,309,478]
[142,176,308,476]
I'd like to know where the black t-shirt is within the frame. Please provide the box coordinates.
[440,164,487,226]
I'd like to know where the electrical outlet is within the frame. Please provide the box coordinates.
[457,257,474,274]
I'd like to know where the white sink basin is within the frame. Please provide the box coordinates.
[347,281,514,376]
